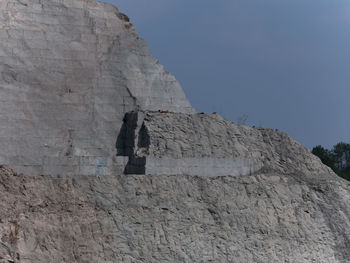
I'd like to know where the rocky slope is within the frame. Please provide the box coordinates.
[1,165,350,263]
[119,112,334,177]
[1,0,350,262]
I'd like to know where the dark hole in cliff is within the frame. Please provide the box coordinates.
[116,112,139,156]
[124,156,146,174]
[138,123,150,149]
[116,112,148,174]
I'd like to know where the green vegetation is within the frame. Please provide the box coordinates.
[312,142,350,181]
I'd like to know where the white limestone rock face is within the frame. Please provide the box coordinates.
[1,1,350,262]
[1,166,350,263]
[0,0,194,175]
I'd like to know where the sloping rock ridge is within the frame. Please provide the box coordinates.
[0,0,350,263]
[118,111,333,177]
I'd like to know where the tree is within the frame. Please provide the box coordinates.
[333,142,350,160]
[311,143,350,181]
[311,145,335,170]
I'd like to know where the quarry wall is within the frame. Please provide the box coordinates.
[0,0,337,180]
[1,166,350,263]
[0,0,194,175]
[1,1,350,262]
[119,111,333,177]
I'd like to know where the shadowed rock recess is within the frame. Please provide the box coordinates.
[0,0,350,262]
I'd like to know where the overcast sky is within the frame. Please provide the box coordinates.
[103,0,350,149]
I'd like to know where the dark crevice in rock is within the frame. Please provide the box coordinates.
[116,112,139,156]
[116,112,148,174]
[137,123,150,149]
[124,156,146,175]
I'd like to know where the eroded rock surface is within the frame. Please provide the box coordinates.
[0,166,350,263]
[1,1,350,262]
[119,111,334,177]
[0,0,194,176]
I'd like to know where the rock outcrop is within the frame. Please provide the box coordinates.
[1,166,350,263]
[0,0,194,176]
[1,1,350,263]
[118,111,333,177]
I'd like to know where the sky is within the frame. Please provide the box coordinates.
[103,0,350,149]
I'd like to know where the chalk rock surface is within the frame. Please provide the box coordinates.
[1,165,350,263]
[0,0,194,175]
[1,0,350,263]
[119,112,333,177]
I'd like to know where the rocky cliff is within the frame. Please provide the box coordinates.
[1,0,350,263]
[1,164,350,262]
[0,0,193,176]
[118,112,333,177]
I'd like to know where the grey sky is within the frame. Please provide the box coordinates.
[103,0,350,149]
